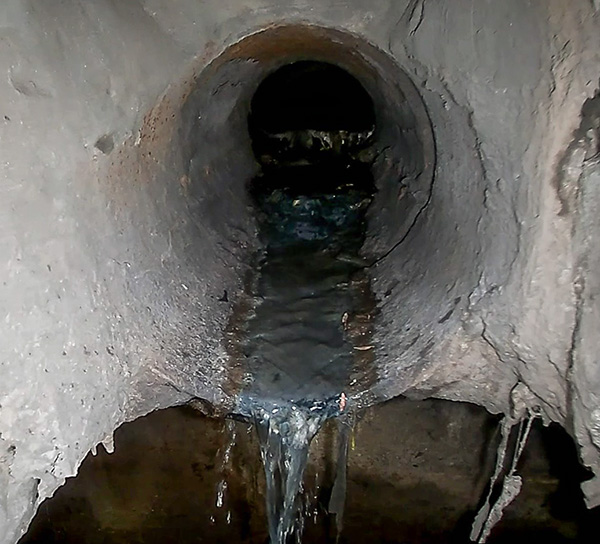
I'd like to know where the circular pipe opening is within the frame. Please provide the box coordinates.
[145,24,439,413]
[116,24,437,416]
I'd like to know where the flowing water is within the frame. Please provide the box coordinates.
[233,162,376,543]
[250,400,339,544]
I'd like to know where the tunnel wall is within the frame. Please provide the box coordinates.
[1,1,599,542]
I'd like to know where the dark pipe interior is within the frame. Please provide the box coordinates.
[249,61,375,132]
[249,61,376,171]
[247,60,376,243]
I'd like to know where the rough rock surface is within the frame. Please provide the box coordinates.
[0,1,599,542]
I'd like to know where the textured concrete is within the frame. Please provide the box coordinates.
[1,1,599,542]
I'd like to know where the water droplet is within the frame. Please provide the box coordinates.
[216,479,227,508]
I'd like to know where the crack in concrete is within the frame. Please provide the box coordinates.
[408,0,425,36]
[480,320,506,367]
[367,184,433,268]
[371,75,491,272]
[387,0,424,53]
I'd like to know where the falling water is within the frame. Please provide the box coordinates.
[247,397,344,544]
[214,419,237,525]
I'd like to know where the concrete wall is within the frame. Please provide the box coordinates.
[1,1,599,542]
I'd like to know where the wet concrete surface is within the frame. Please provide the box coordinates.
[19,398,599,544]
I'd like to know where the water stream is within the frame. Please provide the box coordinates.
[233,162,376,543]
